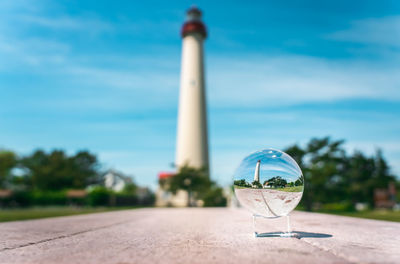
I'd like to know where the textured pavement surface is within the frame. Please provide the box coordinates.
[0,208,399,264]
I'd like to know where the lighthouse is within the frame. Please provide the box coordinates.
[254,160,261,183]
[175,7,209,173]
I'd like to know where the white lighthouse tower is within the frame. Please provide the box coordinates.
[254,160,261,182]
[175,7,209,173]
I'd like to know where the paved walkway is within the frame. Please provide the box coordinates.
[0,208,399,263]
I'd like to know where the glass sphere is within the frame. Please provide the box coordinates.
[233,149,304,218]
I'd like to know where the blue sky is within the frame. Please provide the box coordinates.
[0,0,399,189]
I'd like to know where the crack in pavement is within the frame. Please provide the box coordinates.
[0,220,134,252]
[297,237,361,264]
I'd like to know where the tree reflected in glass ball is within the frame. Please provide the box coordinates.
[233,149,304,218]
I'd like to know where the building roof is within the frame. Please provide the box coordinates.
[158,172,175,180]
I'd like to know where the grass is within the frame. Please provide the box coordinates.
[296,203,400,222]
[319,210,400,222]
[234,185,303,192]
[276,186,303,192]
[233,185,250,189]
[0,207,140,222]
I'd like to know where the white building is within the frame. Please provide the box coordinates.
[104,170,132,192]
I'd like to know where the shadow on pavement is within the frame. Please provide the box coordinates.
[256,231,332,238]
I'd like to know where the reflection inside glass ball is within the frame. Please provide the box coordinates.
[233,149,304,218]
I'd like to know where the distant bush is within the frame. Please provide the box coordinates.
[113,193,138,206]
[0,191,72,207]
[109,190,154,207]
[0,193,14,207]
[5,191,33,207]
[0,187,153,208]
[202,186,227,207]
[137,192,155,206]
[32,191,68,206]
[87,187,111,206]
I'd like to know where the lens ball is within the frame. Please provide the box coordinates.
[233,149,304,218]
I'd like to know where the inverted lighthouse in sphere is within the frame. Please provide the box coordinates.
[175,7,209,173]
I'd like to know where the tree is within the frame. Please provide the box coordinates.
[21,149,100,191]
[251,180,262,188]
[284,137,347,210]
[0,150,17,189]
[121,183,138,195]
[265,176,287,188]
[284,137,398,210]
[234,179,251,188]
[160,165,227,207]
[345,149,396,206]
[202,185,227,207]
[294,178,303,186]
[70,151,101,187]
[160,165,211,207]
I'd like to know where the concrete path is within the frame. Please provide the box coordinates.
[0,208,399,264]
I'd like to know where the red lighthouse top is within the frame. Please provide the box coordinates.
[181,6,207,39]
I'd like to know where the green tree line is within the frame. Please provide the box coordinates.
[0,149,154,207]
[284,137,399,211]
[0,149,101,191]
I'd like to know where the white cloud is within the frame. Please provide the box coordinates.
[65,65,177,91]
[0,0,42,12]
[0,0,113,34]
[2,34,399,111]
[0,36,69,68]
[326,16,400,47]
[16,14,114,33]
[208,54,400,107]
